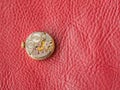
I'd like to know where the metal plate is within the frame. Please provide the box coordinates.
[25,32,55,60]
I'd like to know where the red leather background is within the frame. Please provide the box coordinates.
[0,0,120,90]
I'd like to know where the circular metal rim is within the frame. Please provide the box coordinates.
[25,32,55,60]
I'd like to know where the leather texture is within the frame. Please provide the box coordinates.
[0,0,120,90]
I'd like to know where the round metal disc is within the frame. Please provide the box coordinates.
[25,32,55,60]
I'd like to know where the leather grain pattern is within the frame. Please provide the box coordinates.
[0,0,120,90]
